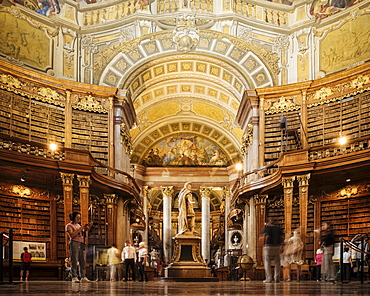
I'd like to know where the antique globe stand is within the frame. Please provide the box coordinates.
[236,254,254,281]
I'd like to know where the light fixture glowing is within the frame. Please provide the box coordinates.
[20,175,26,182]
[346,178,351,182]
[338,136,347,145]
[49,143,57,151]
[236,163,243,171]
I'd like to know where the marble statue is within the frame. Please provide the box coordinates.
[177,182,195,234]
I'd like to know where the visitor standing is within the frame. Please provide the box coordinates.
[20,247,32,281]
[260,218,283,283]
[320,221,336,283]
[122,240,136,281]
[315,248,323,281]
[137,242,148,281]
[107,244,121,281]
[65,211,92,283]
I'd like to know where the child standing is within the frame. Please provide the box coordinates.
[315,248,323,281]
[343,247,352,282]
[20,247,32,281]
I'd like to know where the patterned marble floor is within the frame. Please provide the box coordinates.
[1,280,370,296]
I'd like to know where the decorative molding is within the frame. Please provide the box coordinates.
[307,74,370,107]
[0,184,49,199]
[73,94,108,113]
[0,6,59,38]
[173,14,199,53]
[120,123,133,155]
[240,124,253,156]
[0,73,66,107]
[265,96,300,114]
[323,184,370,199]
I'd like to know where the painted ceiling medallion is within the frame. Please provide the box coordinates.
[173,14,199,53]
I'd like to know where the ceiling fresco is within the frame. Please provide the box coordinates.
[141,134,230,167]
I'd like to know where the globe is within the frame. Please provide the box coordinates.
[236,254,254,281]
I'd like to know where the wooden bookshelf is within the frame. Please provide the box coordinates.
[71,110,109,164]
[320,194,370,239]
[264,111,301,166]
[308,93,370,148]
[0,195,51,246]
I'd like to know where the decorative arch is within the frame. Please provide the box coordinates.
[95,29,279,90]
[131,116,241,165]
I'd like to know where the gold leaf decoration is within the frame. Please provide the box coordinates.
[74,95,108,113]
[266,97,300,114]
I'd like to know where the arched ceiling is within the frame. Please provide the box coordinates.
[128,54,247,165]
[96,29,280,166]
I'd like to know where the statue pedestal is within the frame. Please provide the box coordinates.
[165,233,213,279]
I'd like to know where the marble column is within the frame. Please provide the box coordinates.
[282,176,295,237]
[200,186,212,262]
[143,186,150,247]
[161,186,173,263]
[243,201,250,254]
[248,196,256,261]
[60,172,74,257]
[297,173,310,257]
[223,186,230,258]
[104,193,118,246]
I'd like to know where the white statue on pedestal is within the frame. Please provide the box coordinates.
[177,182,195,235]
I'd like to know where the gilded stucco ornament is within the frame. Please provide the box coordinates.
[307,74,370,107]
[351,74,370,89]
[0,74,23,89]
[38,87,64,102]
[120,123,133,155]
[173,14,199,53]
[240,124,253,156]
[312,87,333,101]
[265,97,300,114]
[73,95,108,113]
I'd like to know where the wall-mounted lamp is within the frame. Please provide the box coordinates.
[49,143,57,151]
[235,163,243,172]
[338,135,347,145]
[20,174,26,182]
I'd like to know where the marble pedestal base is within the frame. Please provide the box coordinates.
[165,233,211,279]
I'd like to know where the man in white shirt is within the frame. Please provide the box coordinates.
[121,241,136,281]
[107,244,121,281]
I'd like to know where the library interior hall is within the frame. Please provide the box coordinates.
[1,0,370,295]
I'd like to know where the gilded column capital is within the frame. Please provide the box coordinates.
[282,176,295,188]
[60,172,74,185]
[297,174,311,187]
[253,194,268,204]
[143,186,151,198]
[77,175,91,187]
[200,186,213,198]
[161,186,174,198]
[222,186,230,199]
[104,193,118,205]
